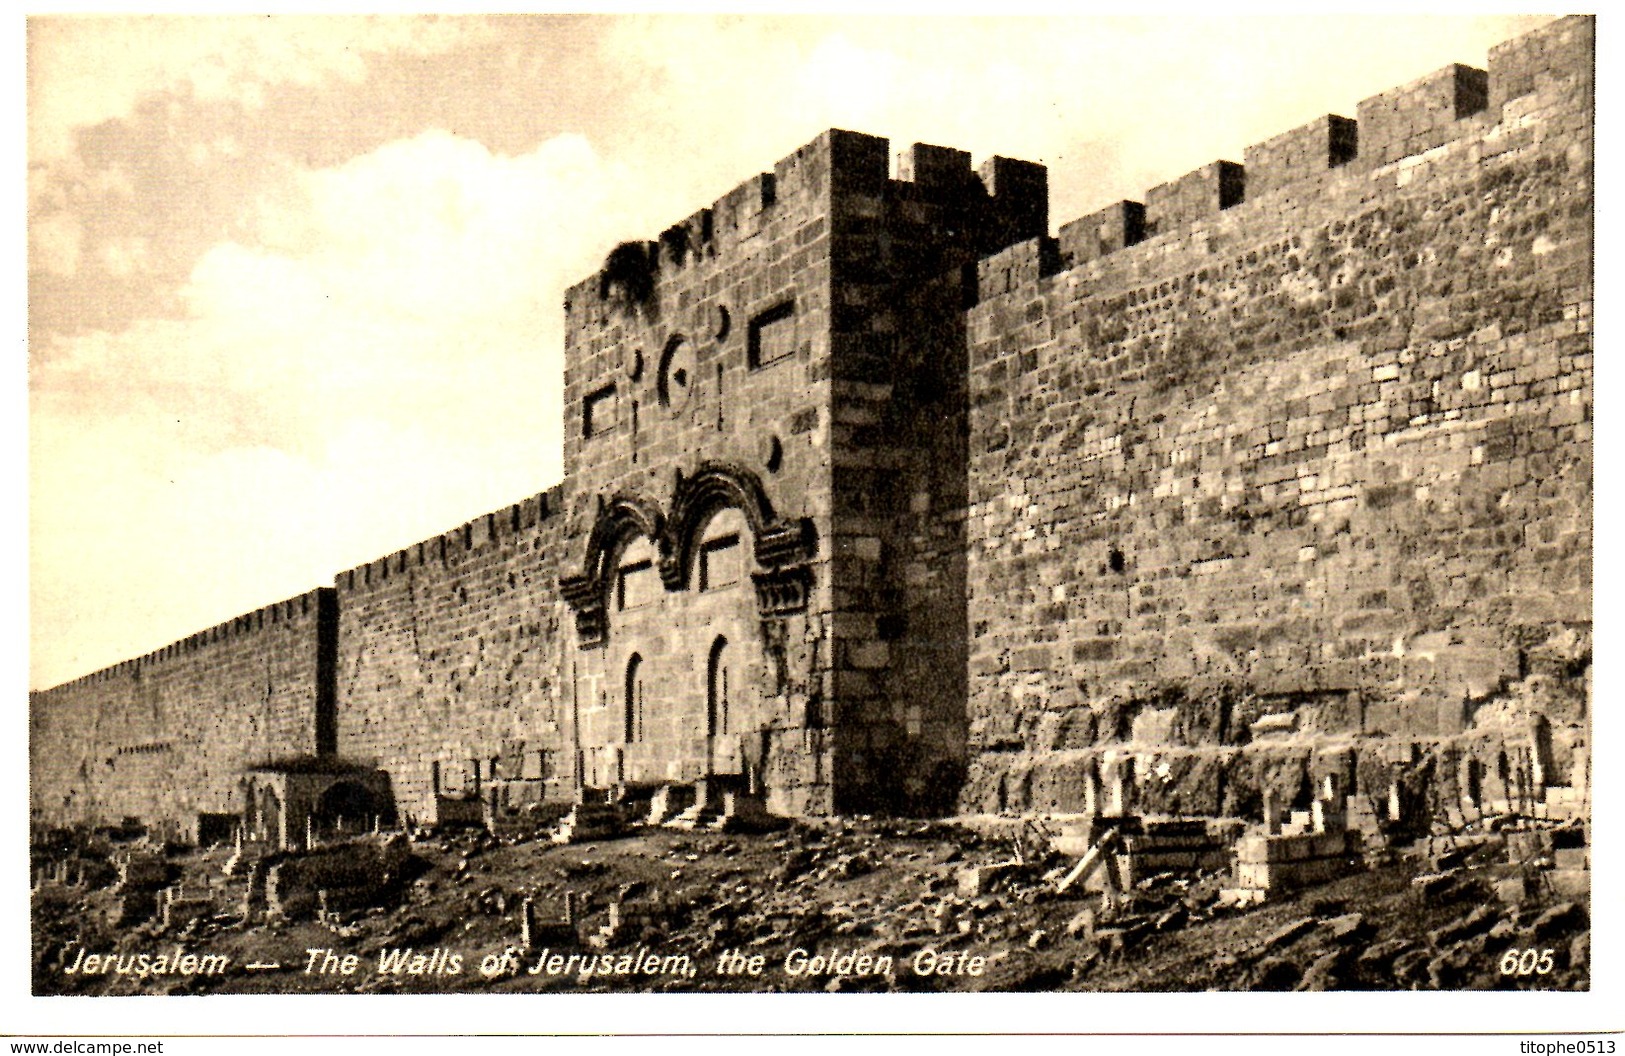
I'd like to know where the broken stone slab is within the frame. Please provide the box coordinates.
[1236,831,1352,864]
[1233,854,1353,893]
[1553,847,1588,871]
[1530,901,1586,941]
[1427,903,1497,948]
[956,862,1021,898]
[1501,825,1553,857]
[1544,868,1589,900]
[1391,947,1433,988]
[1117,849,1231,885]
[1494,874,1536,905]
[1261,916,1317,952]
[1410,871,1460,903]
[1426,946,1473,988]
[1356,937,1413,971]
[1297,949,1349,991]
[1326,912,1373,944]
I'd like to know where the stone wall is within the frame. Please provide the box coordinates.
[333,489,571,824]
[29,589,335,835]
[29,16,1592,832]
[822,146,1045,812]
[960,16,1592,818]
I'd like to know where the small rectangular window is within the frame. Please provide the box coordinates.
[584,383,617,439]
[617,559,658,609]
[699,534,742,590]
[748,301,797,368]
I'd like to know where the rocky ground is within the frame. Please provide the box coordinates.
[31,817,1589,995]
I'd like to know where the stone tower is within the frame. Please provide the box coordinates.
[557,130,1046,814]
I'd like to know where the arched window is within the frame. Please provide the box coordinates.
[624,653,645,742]
[707,636,730,737]
[616,537,659,611]
[696,507,748,591]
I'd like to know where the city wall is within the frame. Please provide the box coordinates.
[29,16,1592,835]
[960,16,1592,818]
[333,489,572,824]
[29,590,336,835]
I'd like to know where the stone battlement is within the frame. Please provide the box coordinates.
[335,484,565,594]
[975,15,1592,305]
[565,128,1047,322]
[41,587,333,691]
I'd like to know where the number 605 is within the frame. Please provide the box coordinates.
[1499,948,1555,976]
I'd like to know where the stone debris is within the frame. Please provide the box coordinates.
[30,805,1594,996]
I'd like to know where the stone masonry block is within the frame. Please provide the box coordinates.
[1356,63,1488,168]
[1244,115,1358,198]
[977,156,1049,243]
[897,143,973,188]
[1488,16,1595,110]
[1144,161,1244,236]
[1058,201,1146,268]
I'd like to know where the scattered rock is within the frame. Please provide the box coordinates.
[1391,948,1433,988]
[1251,957,1302,991]
[1261,916,1317,952]
[1325,912,1371,944]
[1569,933,1589,973]
[1530,902,1586,941]
[1297,949,1348,991]
[1356,937,1412,971]
[1410,871,1458,903]
[1064,908,1095,939]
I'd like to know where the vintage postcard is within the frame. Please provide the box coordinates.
[20,10,1607,1041]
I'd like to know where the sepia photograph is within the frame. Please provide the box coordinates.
[21,9,1603,1038]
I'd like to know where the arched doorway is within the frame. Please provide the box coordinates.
[313,779,389,837]
[707,635,731,739]
[625,653,645,743]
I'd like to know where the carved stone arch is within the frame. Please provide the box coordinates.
[665,461,817,616]
[560,493,666,648]
[584,493,666,587]
[663,462,816,589]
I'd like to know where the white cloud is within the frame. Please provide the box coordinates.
[30,129,643,688]
[99,236,150,277]
[27,16,494,161]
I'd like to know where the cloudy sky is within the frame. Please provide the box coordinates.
[27,14,1552,690]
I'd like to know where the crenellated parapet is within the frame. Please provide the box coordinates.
[564,128,1048,333]
[973,15,1592,305]
[42,586,334,690]
[334,484,565,595]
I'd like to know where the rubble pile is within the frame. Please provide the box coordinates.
[31,791,1589,995]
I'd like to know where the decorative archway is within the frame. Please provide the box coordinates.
[560,462,817,648]
[313,779,389,836]
[559,493,666,647]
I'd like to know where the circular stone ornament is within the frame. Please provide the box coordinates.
[658,336,696,411]
[625,346,645,381]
